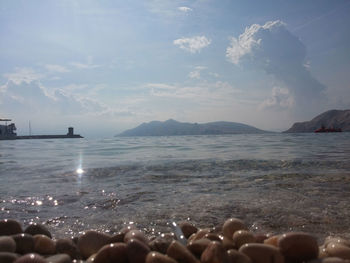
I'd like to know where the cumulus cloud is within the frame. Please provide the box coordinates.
[260,87,294,110]
[174,36,211,53]
[178,6,192,13]
[226,20,326,110]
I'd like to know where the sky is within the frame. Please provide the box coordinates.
[1,0,350,137]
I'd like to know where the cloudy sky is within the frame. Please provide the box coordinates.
[1,0,350,137]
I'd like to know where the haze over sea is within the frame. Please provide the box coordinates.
[1,133,350,240]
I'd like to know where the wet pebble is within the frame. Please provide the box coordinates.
[278,232,319,262]
[232,230,256,249]
[325,242,350,260]
[124,229,148,244]
[14,253,47,263]
[187,238,211,257]
[226,249,252,263]
[222,236,236,250]
[33,235,55,255]
[0,252,19,263]
[0,220,23,236]
[239,243,284,263]
[149,234,174,254]
[167,240,200,263]
[93,243,128,263]
[0,236,16,253]
[222,218,246,239]
[46,254,72,263]
[24,224,52,239]
[188,229,210,242]
[264,235,280,247]
[77,230,111,259]
[179,222,198,239]
[55,238,79,259]
[127,238,150,263]
[201,241,226,263]
[146,251,178,263]
[12,234,35,255]
[309,257,350,263]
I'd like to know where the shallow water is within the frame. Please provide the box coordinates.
[1,133,350,240]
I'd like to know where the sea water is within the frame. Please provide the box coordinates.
[1,133,350,239]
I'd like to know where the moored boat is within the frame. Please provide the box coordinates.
[314,126,342,133]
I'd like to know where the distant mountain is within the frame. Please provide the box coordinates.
[117,119,269,136]
[284,109,350,133]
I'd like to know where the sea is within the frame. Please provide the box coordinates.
[1,133,350,240]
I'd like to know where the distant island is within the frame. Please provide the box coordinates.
[117,119,269,137]
[284,109,350,133]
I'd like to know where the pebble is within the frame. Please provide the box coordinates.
[232,230,256,249]
[309,257,350,263]
[14,253,47,263]
[325,242,350,260]
[0,252,19,263]
[187,238,211,257]
[222,236,236,250]
[325,237,350,248]
[0,219,23,236]
[278,232,319,262]
[201,241,226,263]
[149,234,175,254]
[124,229,149,244]
[12,234,35,254]
[25,224,52,239]
[203,233,222,242]
[146,251,178,263]
[188,229,210,242]
[55,238,79,259]
[93,243,128,263]
[33,235,56,255]
[179,222,198,239]
[0,236,16,253]
[46,254,72,263]
[126,238,151,263]
[77,230,111,259]
[222,218,247,239]
[264,235,280,247]
[239,243,284,263]
[167,240,200,263]
[226,249,252,263]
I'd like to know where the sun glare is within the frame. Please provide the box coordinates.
[76,168,84,175]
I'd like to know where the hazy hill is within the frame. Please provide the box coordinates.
[284,109,350,133]
[117,119,268,136]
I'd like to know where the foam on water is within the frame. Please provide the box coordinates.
[1,133,350,239]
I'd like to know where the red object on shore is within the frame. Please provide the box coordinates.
[314,126,342,133]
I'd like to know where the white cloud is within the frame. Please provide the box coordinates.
[178,6,192,13]
[70,56,101,69]
[174,36,211,53]
[188,66,206,79]
[260,87,294,110]
[45,64,70,73]
[3,67,43,85]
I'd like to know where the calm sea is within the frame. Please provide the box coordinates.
[1,133,350,239]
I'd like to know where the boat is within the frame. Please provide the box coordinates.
[314,125,342,133]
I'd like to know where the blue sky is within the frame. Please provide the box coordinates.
[1,0,350,137]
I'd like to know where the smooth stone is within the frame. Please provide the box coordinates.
[0,236,16,252]
[326,242,350,260]
[127,238,150,263]
[93,243,128,263]
[278,232,318,262]
[232,230,256,249]
[325,238,350,248]
[12,234,35,254]
[264,235,280,247]
[188,229,210,242]
[124,229,148,244]
[0,252,19,263]
[187,238,211,257]
[319,246,329,258]
[46,254,72,263]
[201,241,226,263]
[109,232,124,243]
[227,249,252,263]
[24,224,52,239]
[204,233,222,242]
[239,243,284,263]
[72,260,84,263]
[0,220,23,236]
[309,257,350,263]
[55,238,79,259]
[146,252,178,263]
[222,218,246,239]
[255,234,269,244]
[149,234,175,254]
[14,253,47,263]
[77,230,111,259]
[167,240,200,263]
[85,254,96,263]
[179,222,198,239]
[222,237,236,250]
[33,235,56,255]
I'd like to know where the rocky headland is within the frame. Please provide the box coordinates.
[284,109,350,133]
[118,119,269,137]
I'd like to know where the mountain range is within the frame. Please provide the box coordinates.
[117,119,269,136]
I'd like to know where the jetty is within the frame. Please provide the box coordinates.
[0,119,83,140]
